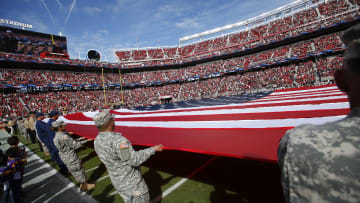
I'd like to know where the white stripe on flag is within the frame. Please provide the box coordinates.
[255,91,344,102]
[270,86,338,95]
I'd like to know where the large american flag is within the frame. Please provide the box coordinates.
[62,84,349,162]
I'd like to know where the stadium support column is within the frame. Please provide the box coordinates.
[119,69,124,105]
[102,68,107,105]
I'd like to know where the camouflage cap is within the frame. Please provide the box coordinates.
[93,110,115,128]
[52,120,66,128]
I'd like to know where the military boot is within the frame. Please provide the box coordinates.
[80,183,95,191]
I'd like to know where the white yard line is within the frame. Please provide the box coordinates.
[85,166,99,173]
[79,154,88,159]
[25,159,41,168]
[43,183,73,203]
[31,193,46,203]
[97,174,110,182]
[108,190,118,197]
[155,178,188,200]
[152,156,217,202]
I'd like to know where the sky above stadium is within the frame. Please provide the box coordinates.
[1,0,294,62]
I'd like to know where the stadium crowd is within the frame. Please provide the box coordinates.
[0,0,355,120]
[1,0,353,69]
[115,0,358,67]
[0,32,344,88]
[0,54,343,117]
[0,0,357,71]
[0,19,348,119]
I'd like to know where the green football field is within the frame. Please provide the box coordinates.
[19,135,284,203]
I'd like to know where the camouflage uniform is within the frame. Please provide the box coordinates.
[278,107,360,203]
[53,131,87,183]
[94,131,155,203]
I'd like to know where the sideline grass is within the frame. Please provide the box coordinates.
[18,134,285,203]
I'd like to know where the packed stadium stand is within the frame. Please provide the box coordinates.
[114,0,358,67]
[0,0,359,117]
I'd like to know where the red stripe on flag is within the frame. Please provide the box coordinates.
[64,112,92,121]
[66,123,292,162]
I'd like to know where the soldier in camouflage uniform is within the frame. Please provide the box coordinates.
[52,120,95,191]
[278,23,360,203]
[93,110,163,203]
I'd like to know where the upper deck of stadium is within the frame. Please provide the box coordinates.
[0,0,359,71]
[114,0,359,67]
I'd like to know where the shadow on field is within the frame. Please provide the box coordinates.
[88,163,107,182]
[93,184,115,202]
[137,147,285,203]
[81,151,98,163]
[143,168,175,202]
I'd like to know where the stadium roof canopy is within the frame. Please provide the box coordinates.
[114,0,327,51]
[179,0,321,43]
